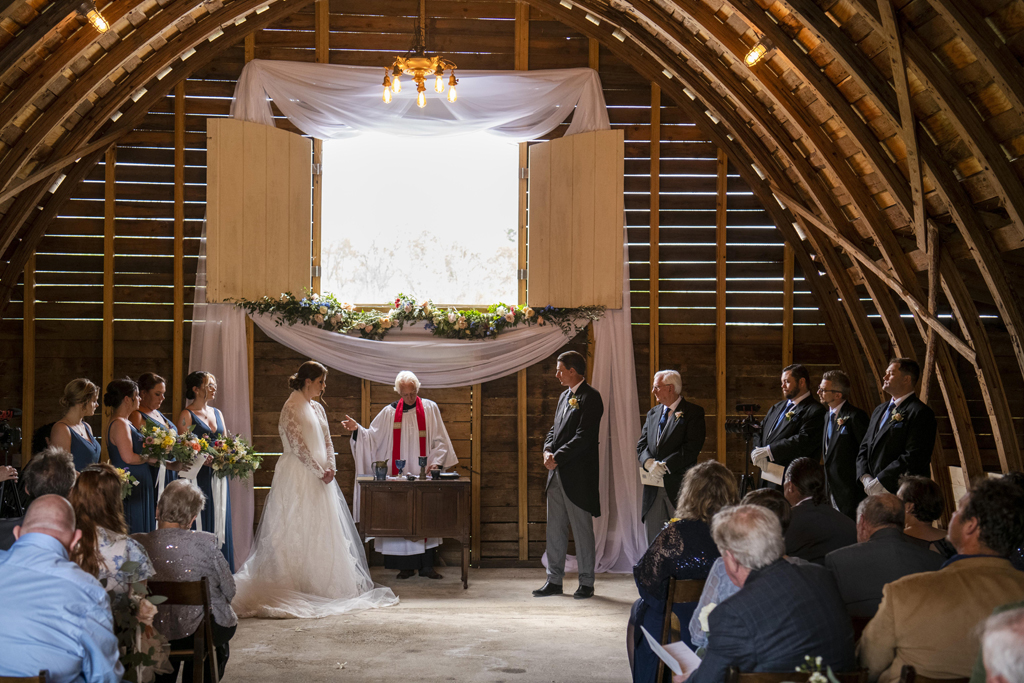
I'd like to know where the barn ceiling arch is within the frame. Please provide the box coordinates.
[0,0,1021,474]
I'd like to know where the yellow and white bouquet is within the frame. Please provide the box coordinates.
[209,434,262,479]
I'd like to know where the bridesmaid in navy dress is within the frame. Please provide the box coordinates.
[49,378,101,471]
[177,371,235,571]
[105,377,157,534]
[129,372,178,497]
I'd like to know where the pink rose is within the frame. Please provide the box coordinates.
[505,312,515,322]
[137,597,159,626]
[314,313,324,324]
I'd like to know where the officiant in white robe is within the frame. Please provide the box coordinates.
[342,371,458,579]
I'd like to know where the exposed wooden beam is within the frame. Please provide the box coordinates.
[173,82,185,414]
[782,244,794,367]
[514,3,529,561]
[102,145,116,462]
[514,1,529,71]
[311,0,328,295]
[920,222,939,403]
[649,82,660,408]
[517,369,528,560]
[21,253,35,466]
[589,37,599,70]
[0,0,82,93]
[715,149,727,464]
[471,383,482,567]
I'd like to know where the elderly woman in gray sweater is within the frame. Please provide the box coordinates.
[133,478,237,683]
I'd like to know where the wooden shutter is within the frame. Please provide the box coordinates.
[205,119,312,303]
[527,129,624,309]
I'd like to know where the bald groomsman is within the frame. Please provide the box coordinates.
[818,370,870,519]
[751,364,826,485]
[857,358,937,496]
[637,370,706,545]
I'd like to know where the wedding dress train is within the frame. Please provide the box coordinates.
[232,391,397,618]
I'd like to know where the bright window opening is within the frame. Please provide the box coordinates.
[320,132,520,306]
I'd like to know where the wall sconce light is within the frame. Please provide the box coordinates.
[744,37,774,67]
[79,0,109,32]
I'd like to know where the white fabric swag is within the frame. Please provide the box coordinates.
[231,60,610,140]
[192,60,643,573]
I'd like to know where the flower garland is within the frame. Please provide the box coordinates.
[233,291,604,341]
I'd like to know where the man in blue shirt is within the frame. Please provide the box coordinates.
[0,494,122,683]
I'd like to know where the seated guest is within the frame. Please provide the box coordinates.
[824,493,943,618]
[70,462,154,593]
[630,461,738,683]
[31,420,55,454]
[858,478,1024,683]
[134,479,237,683]
[1001,472,1024,571]
[0,446,77,550]
[0,495,122,682]
[0,464,16,483]
[686,505,856,683]
[969,601,1024,683]
[689,489,795,650]
[897,474,956,558]
[783,457,856,564]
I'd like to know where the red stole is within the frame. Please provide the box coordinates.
[392,397,427,475]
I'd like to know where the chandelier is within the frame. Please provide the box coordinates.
[382,0,458,108]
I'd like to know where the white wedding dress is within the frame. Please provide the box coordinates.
[232,391,398,618]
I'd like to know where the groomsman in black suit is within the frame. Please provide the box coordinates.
[817,370,870,519]
[750,364,826,485]
[857,358,937,495]
[636,369,706,545]
[534,351,604,600]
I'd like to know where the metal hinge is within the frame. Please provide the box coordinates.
[311,265,322,278]
[312,163,323,176]
[517,269,528,280]
[519,167,529,180]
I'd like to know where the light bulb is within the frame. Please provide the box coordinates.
[87,8,109,32]
[434,74,444,93]
[392,75,401,93]
[744,41,768,67]
[383,87,392,104]
[447,85,457,103]
[417,90,427,108]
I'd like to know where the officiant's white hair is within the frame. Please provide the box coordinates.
[394,371,421,393]
[654,370,682,393]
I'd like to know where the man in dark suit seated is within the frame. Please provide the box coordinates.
[0,447,77,551]
[751,364,826,488]
[817,370,870,519]
[824,493,943,618]
[857,358,936,496]
[783,457,857,564]
[637,369,706,545]
[685,505,856,683]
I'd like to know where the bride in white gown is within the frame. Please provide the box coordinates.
[232,361,398,618]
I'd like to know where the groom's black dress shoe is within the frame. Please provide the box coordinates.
[397,570,415,579]
[532,581,563,597]
[573,585,594,600]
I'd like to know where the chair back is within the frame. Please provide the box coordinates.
[899,665,970,683]
[0,673,47,683]
[655,577,707,681]
[147,577,218,683]
[149,577,212,609]
[725,667,868,683]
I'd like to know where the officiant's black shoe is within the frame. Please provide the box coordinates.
[532,581,563,597]
[397,570,415,579]
[420,570,443,579]
[573,585,594,600]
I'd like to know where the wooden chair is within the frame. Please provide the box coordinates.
[148,577,219,683]
[851,616,871,642]
[655,577,707,682]
[0,673,47,683]
[899,665,971,683]
[724,667,869,683]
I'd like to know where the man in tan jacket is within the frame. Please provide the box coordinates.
[858,477,1024,683]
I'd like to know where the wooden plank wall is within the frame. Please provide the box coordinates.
[3,0,1017,563]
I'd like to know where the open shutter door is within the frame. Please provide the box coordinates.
[527,129,624,309]
[206,119,312,303]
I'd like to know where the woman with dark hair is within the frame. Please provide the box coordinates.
[130,372,178,496]
[176,371,233,570]
[629,460,739,683]
[783,457,856,564]
[70,462,155,593]
[50,378,101,471]
[232,361,397,619]
[898,474,956,558]
[106,377,158,534]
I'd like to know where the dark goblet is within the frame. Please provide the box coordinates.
[394,459,406,476]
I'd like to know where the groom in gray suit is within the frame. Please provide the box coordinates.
[533,350,604,600]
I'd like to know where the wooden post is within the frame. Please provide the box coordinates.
[21,254,35,466]
[920,223,940,403]
[586,323,595,385]
[515,0,529,561]
[715,150,727,464]
[782,244,794,367]
[102,146,116,461]
[649,83,660,408]
[244,33,255,63]
[311,0,328,295]
[173,82,185,413]
[517,369,528,560]
[471,383,482,566]
[361,379,371,430]
[589,37,599,71]
[246,317,255,427]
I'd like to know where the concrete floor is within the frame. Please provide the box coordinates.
[226,568,635,682]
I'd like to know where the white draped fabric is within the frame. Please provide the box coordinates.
[250,314,587,388]
[231,60,610,140]
[190,59,645,576]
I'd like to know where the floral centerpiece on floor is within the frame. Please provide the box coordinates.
[114,468,139,500]
[232,290,604,342]
[106,560,171,683]
[209,434,262,479]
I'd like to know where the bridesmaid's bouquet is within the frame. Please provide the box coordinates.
[114,467,139,500]
[140,423,205,468]
[209,435,262,479]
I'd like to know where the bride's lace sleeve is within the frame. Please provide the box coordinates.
[313,402,337,471]
[279,399,325,478]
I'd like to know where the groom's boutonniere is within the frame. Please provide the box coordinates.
[836,416,847,427]
[890,411,903,423]
[674,410,683,419]
[785,410,796,421]
[568,396,580,410]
